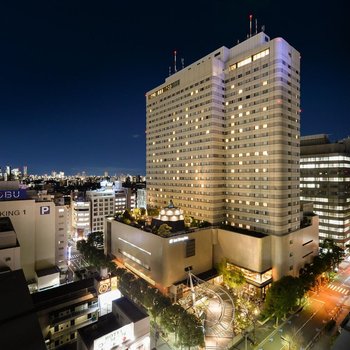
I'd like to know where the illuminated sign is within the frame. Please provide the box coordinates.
[98,279,111,294]
[93,323,134,350]
[0,189,27,201]
[111,276,118,290]
[40,206,50,215]
[169,236,188,244]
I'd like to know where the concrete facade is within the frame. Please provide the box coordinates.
[0,199,57,279]
[108,220,213,289]
[108,214,318,289]
[0,217,21,271]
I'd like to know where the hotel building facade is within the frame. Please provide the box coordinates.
[144,32,318,282]
[146,32,301,236]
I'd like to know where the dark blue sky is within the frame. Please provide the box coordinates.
[1,0,349,175]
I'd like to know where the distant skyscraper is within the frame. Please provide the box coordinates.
[23,165,28,177]
[146,32,301,236]
[301,135,350,248]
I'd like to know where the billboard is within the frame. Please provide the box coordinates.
[0,189,27,201]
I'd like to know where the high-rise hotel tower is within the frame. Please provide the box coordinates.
[146,32,301,237]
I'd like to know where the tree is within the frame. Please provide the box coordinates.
[133,208,141,219]
[119,271,136,296]
[177,312,205,349]
[263,276,301,326]
[160,304,186,338]
[112,266,204,348]
[157,224,172,237]
[122,209,133,221]
[76,233,116,272]
[217,259,246,289]
[87,231,104,247]
[320,239,344,271]
[147,206,160,217]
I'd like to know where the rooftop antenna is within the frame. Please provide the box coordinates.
[174,50,177,73]
[261,24,265,32]
[169,66,171,76]
[249,14,252,37]
[255,18,258,35]
[181,57,184,70]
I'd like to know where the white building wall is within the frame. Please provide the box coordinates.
[0,199,57,279]
[55,205,70,268]
[0,246,21,271]
[87,190,115,233]
[35,201,56,270]
[110,221,212,289]
[72,200,91,239]
[0,200,36,279]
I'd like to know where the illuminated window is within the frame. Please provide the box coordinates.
[237,57,252,68]
[253,49,270,61]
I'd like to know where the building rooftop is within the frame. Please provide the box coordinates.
[0,217,15,232]
[113,296,148,323]
[301,134,350,154]
[35,265,60,277]
[78,313,120,348]
[0,269,46,350]
[32,278,95,311]
[220,225,268,238]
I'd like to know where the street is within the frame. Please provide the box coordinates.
[233,259,350,350]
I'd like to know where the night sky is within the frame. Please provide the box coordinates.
[1,0,349,175]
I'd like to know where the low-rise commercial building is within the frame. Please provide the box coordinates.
[77,296,150,350]
[32,278,99,350]
[106,204,319,298]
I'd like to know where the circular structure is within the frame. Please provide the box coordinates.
[159,200,184,222]
[179,272,235,338]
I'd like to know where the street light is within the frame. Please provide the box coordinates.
[280,335,290,350]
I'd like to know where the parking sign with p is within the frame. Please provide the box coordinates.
[40,206,50,215]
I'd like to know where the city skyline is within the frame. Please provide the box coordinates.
[1,0,348,175]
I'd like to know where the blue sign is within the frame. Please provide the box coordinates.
[0,189,27,201]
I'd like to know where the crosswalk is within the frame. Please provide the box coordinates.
[327,283,349,295]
